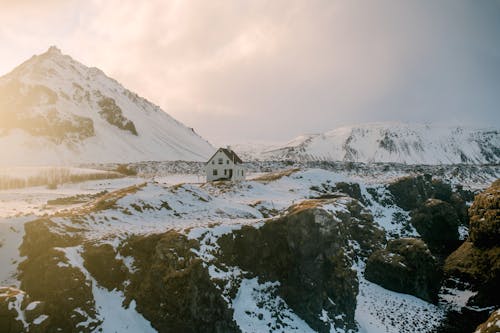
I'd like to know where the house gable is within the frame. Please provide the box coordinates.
[206,148,243,165]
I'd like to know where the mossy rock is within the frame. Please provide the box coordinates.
[365,238,442,303]
[468,179,500,248]
[444,180,500,308]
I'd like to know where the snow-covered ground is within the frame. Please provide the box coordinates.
[355,264,445,333]
[0,166,493,333]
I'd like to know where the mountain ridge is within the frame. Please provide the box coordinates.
[238,122,499,164]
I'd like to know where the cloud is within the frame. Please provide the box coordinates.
[1,0,499,144]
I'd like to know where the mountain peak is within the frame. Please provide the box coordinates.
[47,45,62,55]
[0,47,215,165]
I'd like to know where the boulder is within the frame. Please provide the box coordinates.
[365,238,442,303]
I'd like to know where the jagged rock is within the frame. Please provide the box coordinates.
[474,309,500,333]
[410,199,461,255]
[217,198,385,333]
[365,238,442,303]
[122,232,239,333]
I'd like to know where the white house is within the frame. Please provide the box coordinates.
[206,147,245,182]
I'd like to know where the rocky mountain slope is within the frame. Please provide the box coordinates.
[0,46,215,166]
[248,123,500,164]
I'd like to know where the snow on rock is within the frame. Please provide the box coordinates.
[232,278,316,333]
[0,217,28,287]
[0,46,214,166]
[58,246,156,333]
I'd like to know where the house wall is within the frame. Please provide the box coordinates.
[206,150,245,182]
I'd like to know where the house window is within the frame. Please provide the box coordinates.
[218,158,223,164]
[226,160,229,164]
[213,169,218,176]
[224,169,227,175]
[212,161,214,165]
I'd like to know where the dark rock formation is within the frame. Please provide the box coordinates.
[468,180,500,248]
[444,180,500,308]
[122,232,239,333]
[387,174,452,211]
[438,180,500,333]
[82,242,127,291]
[17,218,99,332]
[217,197,385,333]
[365,238,442,303]
[410,199,461,255]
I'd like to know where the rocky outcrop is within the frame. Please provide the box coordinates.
[17,219,99,332]
[437,180,500,333]
[122,232,238,333]
[0,287,52,333]
[217,197,385,333]
[468,180,500,248]
[387,174,453,211]
[365,238,442,303]
[410,199,460,255]
[12,193,389,332]
[444,179,500,308]
[82,243,128,291]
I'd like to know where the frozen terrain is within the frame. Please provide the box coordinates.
[1,163,492,333]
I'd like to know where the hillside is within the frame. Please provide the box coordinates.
[251,123,499,164]
[0,46,215,166]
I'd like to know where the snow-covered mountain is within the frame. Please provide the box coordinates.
[256,123,499,164]
[0,46,215,166]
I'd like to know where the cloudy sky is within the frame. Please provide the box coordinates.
[1,0,499,145]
